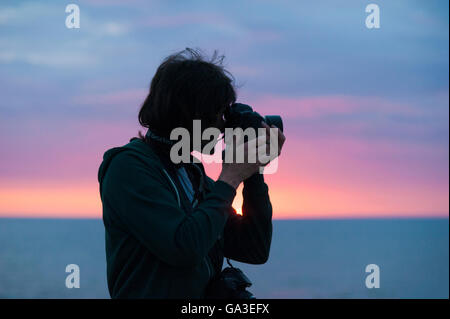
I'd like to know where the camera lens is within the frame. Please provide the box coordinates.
[264,115,283,132]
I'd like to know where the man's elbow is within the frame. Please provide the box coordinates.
[242,236,272,264]
[254,234,272,264]
[249,256,269,265]
[247,247,271,265]
[256,250,270,264]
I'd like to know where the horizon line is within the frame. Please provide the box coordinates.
[0,216,448,221]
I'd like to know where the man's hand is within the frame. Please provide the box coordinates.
[261,121,286,159]
[218,121,286,189]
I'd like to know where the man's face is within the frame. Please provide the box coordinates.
[214,107,227,133]
[197,106,227,153]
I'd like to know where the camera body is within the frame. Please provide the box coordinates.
[224,103,283,132]
[205,266,256,299]
[220,103,283,160]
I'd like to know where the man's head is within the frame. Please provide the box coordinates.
[138,48,236,148]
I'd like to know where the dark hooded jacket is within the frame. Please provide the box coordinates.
[97,137,272,298]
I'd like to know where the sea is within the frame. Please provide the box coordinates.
[0,218,448,299]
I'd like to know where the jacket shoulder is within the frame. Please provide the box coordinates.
[98,138,166,194]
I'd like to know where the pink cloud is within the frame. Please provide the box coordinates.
[0,119,141,183]
[245,94,424,119]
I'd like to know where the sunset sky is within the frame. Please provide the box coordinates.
[0,0,448,219]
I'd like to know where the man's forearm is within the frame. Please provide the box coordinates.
[223,173,273,264]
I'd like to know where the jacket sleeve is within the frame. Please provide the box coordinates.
[101,152,236,268]
[222,173,273,264]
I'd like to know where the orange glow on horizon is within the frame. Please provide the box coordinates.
[0,180,447,219]
[0,182,101,218]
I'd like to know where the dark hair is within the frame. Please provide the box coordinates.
[137,48,237,140]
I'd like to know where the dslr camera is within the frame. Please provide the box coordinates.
[205,264,256,299]
[224,103,283,132]
[219,103,283,159]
